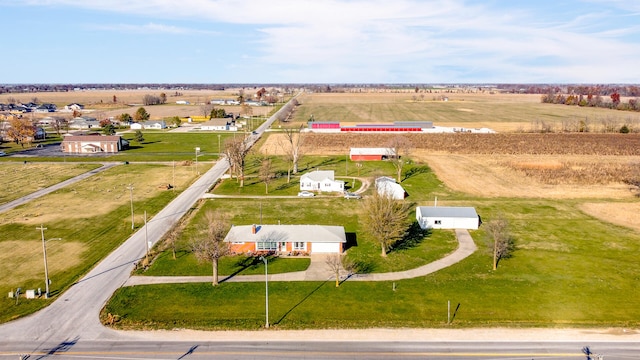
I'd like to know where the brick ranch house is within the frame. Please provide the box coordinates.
[61,134,130,154]
[224,224,346,254]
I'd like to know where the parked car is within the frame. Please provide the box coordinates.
[344,192,362,199]
[297,191,315,197]
[0,151,6,157]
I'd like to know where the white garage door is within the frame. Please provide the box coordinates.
[311,242,340,253]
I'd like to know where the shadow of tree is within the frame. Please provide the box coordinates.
[402,165,430,182]
[274,281,328,325]
[393,221,430,251]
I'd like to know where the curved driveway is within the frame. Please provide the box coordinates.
[124,229,476,285]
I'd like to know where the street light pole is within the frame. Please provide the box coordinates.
[37,224,60,299]
[259,255,269,328]
[127,184,134,230]
[195,147,200,175]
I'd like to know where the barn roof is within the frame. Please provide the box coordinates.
[350,147,394,156]
[417,206,478,218]
[224,225,346,244]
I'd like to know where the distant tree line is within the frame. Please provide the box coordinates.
[541,90,640,112]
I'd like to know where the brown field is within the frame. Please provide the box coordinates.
[579,202,640,231]
[294,92,640,133]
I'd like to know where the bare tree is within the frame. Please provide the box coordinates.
[201,103,215,117]
[280,125,305,182]
[325,253,355,287]
[361,191,412,257]
[259,156,274,194]
[485,217,515,270]
[224,136,251,187]
[387,136,413,182]
[190,210,230,286]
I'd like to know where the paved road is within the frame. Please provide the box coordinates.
[0,162,120,213]
[0,339,636,359]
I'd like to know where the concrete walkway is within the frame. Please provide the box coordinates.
[124,229,476,286]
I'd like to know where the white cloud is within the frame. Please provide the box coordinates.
[91,22,218,35]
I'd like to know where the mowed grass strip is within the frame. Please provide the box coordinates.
[0,163,199,323]
[0,163,101,204]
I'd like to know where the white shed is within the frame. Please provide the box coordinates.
[375,176,406,200]
[416,206,479,230]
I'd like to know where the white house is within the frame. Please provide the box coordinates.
[69,116,100,129]
[224,224,346,254]
[175,100,190,105]
[300,170,344,193]
[200,118,238,131]
[130,121,166,130]
[63,103,84,112]
[416,206,480,230]
[375,176,406,200]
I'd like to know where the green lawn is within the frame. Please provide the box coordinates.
[106,195,640,330]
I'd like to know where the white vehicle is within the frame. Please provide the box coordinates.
[297,191,315,197]
[0,151,6,157]
[344,192,362,199]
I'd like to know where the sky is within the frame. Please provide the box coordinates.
[1,0,639,84]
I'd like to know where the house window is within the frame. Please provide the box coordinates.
[256,242,277,250]
[293,242,306,250]
[232,241,245,245]
[434,220,442,225]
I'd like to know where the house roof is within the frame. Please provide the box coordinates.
[301,170,335,182]
[417,206,478,219]
[224,225,346,244]
[376,178,405,196]
[201,118,229,126]
[61,135,123,142]
[350,147,394,156]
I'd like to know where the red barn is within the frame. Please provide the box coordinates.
[350,147,395,161]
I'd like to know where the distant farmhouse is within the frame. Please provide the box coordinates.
[199,118,238,131]
[69,116,100,130]
[300,170,344,193]
[130,120,167,130]
[225,224,346,254]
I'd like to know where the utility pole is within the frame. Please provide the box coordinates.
[127,184,134,230]
[37,225,60,299]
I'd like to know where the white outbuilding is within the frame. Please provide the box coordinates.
[416,206,480,230]
[375,176,406,200]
